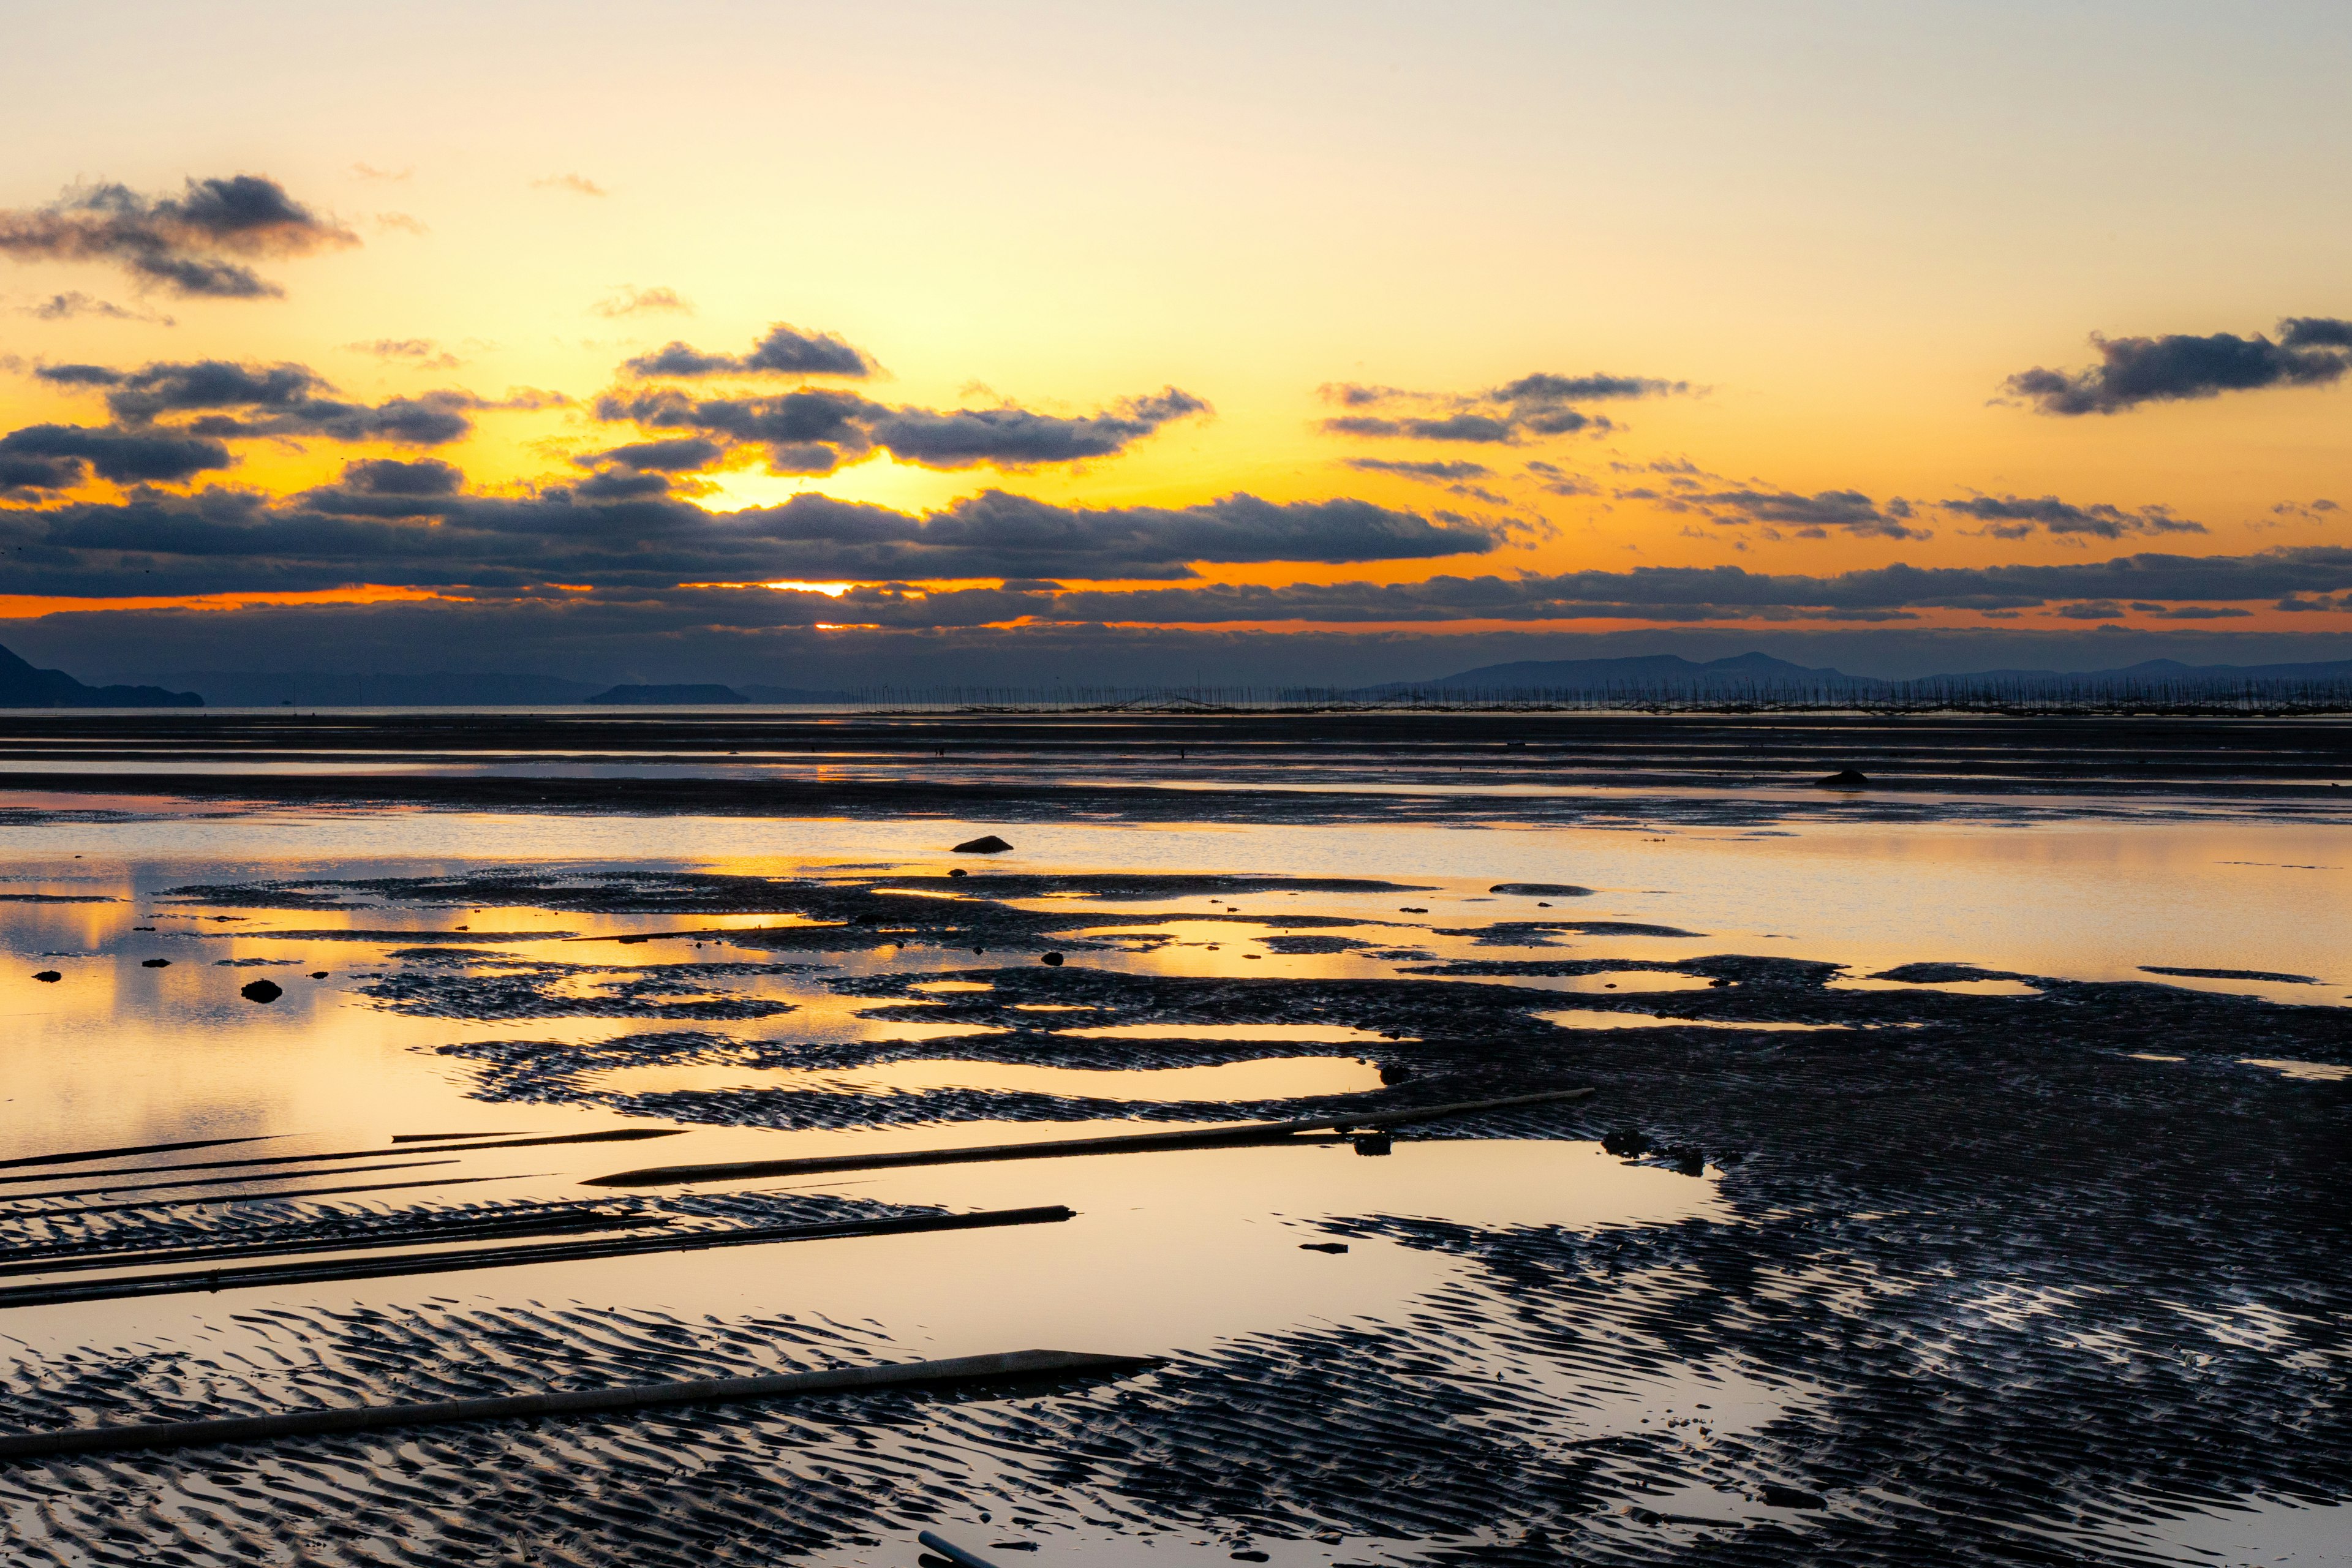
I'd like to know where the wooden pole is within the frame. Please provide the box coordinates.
[0,1347,1159,1464]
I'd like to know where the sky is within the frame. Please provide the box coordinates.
[5,0,2352,687]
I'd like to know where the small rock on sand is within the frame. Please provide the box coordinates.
[140,958,170,968]
[32,970,60,982]
[1490,883,1594,896]
[1300,1242,1350,1253]
[1040,952,1065,966]
[953,835,1013,854]
[1815,768,1870,788]
[1758,1483,1827,1509]
[240,979,284,1003]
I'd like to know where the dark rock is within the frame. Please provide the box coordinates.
[1758,1484,1826,1509]
[948,867,968,878]
[1489,883,1595,896]
[1231,1554,1270,1563]
[32,970,60,982]
[240,979,284,1004]
[953,835,1013,854]
[141,958,170,968]
[1398,906,1428,913]
[310,971,330,979]
[1815,768,1871,788]
[1668,1146,1706,1176]
[1300,1242,1350,1253]
[1040,952,1064,967]
[1354,1132,1392,1156]
[1378,1063,1414,1084]
[1603,1129,1650,1158]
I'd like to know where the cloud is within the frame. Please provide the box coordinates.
[0,424,232,496]
[345,338,461,369]
[1660,486,1926,540]
[1525,460,1597,497]
[592,285,693,318]
[1317,368,1683,444]
[0,480,1505,597]
[532,174,606,197]
[1325,412,1526,443]
[1342,458,1494,481]
[624,323,876,379]
[1490,372,1687,403]
[0,175,357,298]
[2004,318,2352,415]
[576,437,728,472]
[31,358,567,450]
[1940,494,2205,539]
[20,292,173,325]
[350,165,410,183]
[593,383,1209,475]
[371,213,429,237]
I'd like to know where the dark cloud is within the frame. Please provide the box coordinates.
[1491,372,1687,403]
[0,175,357,298]
[1325,413,1524,443]
[21,292,173,325]
[32,359,565,448]
[339,458,462,497]
[0,424,232,496]
[1659,487,1924,540]
[2277,317,2352,349]
[625,324,876,379]
[579,438,728,473]
[592,285,692,318]
[1342,458,1494,481]
[2005,319,2352,415]
[1940,494,2204,540]
[0,480,1504,598]
[1317,368,1681,445]
[594,384,1208,475]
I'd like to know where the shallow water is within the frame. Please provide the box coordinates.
[0,777,2345,1567]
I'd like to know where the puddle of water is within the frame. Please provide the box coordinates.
[2073,1494,2350,1566]
[2240,1058,2352,1082]
[1831,975,2043,997]
[1052,1022,1404,1044]
[1537,1009,1839,1032]
[1430,969,1717,996]
[586,1054,1387,1102]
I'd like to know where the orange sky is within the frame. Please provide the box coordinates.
[5,1,2351,659]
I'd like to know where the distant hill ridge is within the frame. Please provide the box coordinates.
[0,644,200,709]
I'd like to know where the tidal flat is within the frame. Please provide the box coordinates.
[0,712,2344,1567]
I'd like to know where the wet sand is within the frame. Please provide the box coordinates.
[0,714,2343,1566]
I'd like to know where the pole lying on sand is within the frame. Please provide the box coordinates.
[0,1348,1161,1464]
[919,1530,1006,1568]
[0,1205,1076,1311]
[585,1085,1600,1188]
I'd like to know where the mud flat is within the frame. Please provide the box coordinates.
[0,720,2343,1566]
